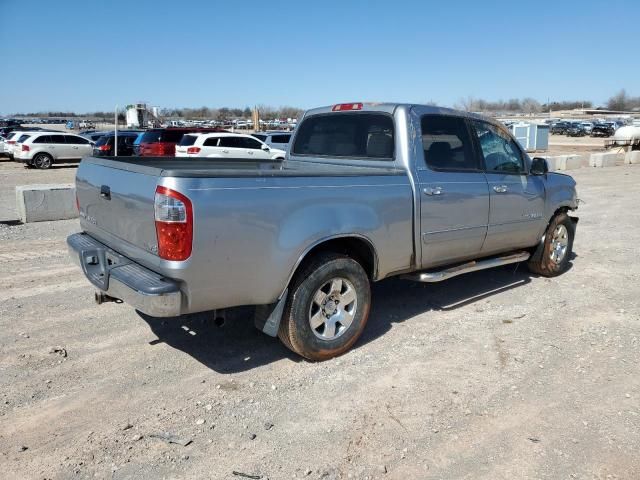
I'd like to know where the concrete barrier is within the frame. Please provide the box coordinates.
[625,151,640,164]
[590,152,622,168]
[16,184,77,223]
[563,155,587,170]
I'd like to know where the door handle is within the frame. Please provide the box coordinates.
[423,186,443,196]
[493,185,508,193]
[247,151,254,154]
[222,150,229,153]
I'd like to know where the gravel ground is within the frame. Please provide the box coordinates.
[0,161,639,479]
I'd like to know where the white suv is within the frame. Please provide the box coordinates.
[16,132,94,169]
[251,131,292,151]
[175,133,286,160]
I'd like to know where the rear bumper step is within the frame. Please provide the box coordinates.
[402,251,530,283]
[67,232,182,317]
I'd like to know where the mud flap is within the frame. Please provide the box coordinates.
[254,289,288,337]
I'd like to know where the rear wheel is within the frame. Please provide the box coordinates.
[527,212,575,277]
[278,253,371,361]
[33,153,53,169]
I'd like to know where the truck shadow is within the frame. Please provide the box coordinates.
[139,261,571,374]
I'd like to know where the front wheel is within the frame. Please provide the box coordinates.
[527,212,575,277]
[278,253,371,361]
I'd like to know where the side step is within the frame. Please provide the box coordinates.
[402,251,530,283]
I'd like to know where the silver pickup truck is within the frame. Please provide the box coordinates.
[68,103,578,360]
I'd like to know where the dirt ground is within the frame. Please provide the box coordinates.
[0,158,639,479]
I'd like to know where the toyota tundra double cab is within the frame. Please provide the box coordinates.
[68,103,579,360]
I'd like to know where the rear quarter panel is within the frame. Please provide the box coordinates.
[165,173,414,313]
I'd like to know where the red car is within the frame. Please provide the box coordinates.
[138,127,227,156]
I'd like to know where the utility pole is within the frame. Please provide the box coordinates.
[114,105,118,157]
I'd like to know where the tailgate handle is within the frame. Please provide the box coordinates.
[100,185,111,200]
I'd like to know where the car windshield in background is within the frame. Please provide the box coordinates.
[292,113,394,159]
[178,135,198,147]
[140,131,162,143]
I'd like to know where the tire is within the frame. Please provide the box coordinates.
[33,153,53,169]
[527,212,575,277]
[278,252,371,361]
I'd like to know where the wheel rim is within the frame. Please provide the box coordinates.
[549,224,569,264]
[35,154,50,168]
[308,277,357,340]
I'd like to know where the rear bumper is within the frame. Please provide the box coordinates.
[67,232,182,317]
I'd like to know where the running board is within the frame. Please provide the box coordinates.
[402,251,530,283]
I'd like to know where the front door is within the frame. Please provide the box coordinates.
[469,120,545,254]
[417,113,490,268]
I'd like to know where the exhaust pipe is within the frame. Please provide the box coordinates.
[95,291,122,305]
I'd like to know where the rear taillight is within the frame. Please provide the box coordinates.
[98,145,111,151]
[154,186,193,261]
[7,140,15,145]
[21,144,29,152]
[187,147,201,154]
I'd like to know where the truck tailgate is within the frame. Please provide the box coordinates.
[76,159,159,258]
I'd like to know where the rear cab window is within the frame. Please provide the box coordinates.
[292,113,394,159]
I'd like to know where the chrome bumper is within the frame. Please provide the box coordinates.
[67,233,182,317]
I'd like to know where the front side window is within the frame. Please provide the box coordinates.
[241,137,263,149]
[421,115,477,171]
[471,121,525,174]
[292,113,394,159]
[65,135,89,144]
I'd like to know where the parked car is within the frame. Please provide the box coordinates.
[580,122,593,134]
[550,121,571,135]
[93,132,140,157]
[591,123,615,137]
[175,133,286,160]
[0,135,7,156]
[138,127,226,156]
[3,131,42,159]
[69,102,579,361]
[80,130,112,142]
[251,131,292,151]
[132,132,145,156]
[565,124,587,137]
[16,132,94,168]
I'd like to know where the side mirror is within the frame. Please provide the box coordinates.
[261,144,270,151]
[530,157,549,175]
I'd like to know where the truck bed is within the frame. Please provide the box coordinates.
[84,156,406,178]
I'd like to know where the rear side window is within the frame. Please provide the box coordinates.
[50,135,66,144]
[203,137,220,147]
[34,135,52,144]
[17,134,31,142]
[270,134,291,144]
[421,115,478,171]
[292,113,394,159]
[94,136,109,147]
[219,137,244,148]
[471,121,525,174]
[252,134,267,142]
[178,135,198,147]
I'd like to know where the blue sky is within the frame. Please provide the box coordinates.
[1,0,638,114]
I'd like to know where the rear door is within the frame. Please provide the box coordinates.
[469,120,545,254]
[49,134,68,159]
[416,113,490,268]
[218,136,246,158]
[200,136,222,156]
